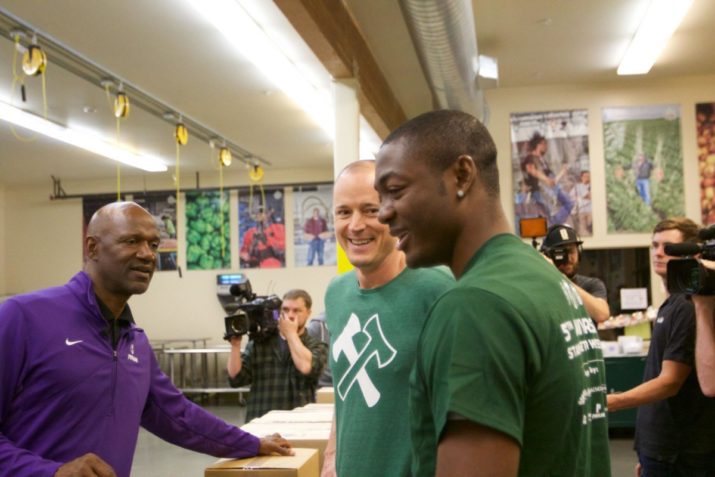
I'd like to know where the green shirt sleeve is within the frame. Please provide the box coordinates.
[423,287,536,446]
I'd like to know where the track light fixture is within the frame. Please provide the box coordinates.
[219,145,232,167]
[174,122,189,145]
[113,84,130,119]
[21,35,46,76]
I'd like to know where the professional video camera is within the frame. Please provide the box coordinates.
[665,225,715,295]
[216,274,282,341]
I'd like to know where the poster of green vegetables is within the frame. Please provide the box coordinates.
[185,190,230,270]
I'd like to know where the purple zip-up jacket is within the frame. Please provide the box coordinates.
[0,272,260,477]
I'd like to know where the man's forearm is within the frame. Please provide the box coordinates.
[574,284,610,323]
[321,413,337,477]
[285,334,313,375]
[694,297,715,396]
[607,360,691,412]
[227,342,243,378]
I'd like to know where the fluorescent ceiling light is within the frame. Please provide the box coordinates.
[617,0,694,75]
[478,55,499,81]
[186,0,334,136]
[0,101,167,172]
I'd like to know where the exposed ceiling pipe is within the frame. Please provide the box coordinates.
[399,0,489,124]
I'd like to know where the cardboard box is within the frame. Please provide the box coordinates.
[315,387,334,404]
[242,422,330,469]
[205,448,318,477]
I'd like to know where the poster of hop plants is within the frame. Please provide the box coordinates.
[696,102,715,225]
[185,190,230,270]
[238,186,286,269]
[510,109,592,237]
[602,105,684,233]
[293,185,335,267]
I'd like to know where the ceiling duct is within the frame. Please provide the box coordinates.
[399,0,488,123]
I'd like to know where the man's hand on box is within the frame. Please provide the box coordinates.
[258,433,294,456]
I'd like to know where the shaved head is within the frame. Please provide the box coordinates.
[87,202,152,237]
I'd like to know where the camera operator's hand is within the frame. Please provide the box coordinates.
[55,453,117,477]
[258,433,293,456]
[278,312,299,339]
[691,260,715,323]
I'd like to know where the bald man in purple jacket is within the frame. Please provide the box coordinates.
[0,202,291,477]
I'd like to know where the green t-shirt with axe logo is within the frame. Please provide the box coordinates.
[326,266,453,477]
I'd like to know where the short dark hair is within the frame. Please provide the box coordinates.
[382,110,499,197]
[653,217,700,243]
[282,289,312,309]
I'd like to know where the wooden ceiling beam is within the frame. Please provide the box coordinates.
[274,0,407,139]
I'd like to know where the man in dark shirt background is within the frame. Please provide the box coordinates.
[607,217,715,476]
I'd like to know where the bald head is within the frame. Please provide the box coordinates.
[87,202,153,237]
[336,159,375,181]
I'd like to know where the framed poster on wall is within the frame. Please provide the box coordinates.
[510,109,591,236]
[602,105,684,233]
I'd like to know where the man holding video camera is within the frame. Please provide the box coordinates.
[607,217,715,476]
[540,224,611,323]
[227,289,328,421]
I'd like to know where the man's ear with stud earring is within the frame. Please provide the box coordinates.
[456,190,465,199]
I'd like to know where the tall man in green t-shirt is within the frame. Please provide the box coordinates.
[321,160,453,477]
[374,110,611,477]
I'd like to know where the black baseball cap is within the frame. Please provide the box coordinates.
[541,225,582,251]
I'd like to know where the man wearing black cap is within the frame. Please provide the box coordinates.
[541,224,610,323]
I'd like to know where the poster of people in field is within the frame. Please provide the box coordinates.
[185,190,230,270]
[697,102,715,225]
[82,192,178,271]
[602,105,684,233]
[510,109,592,237]
[293,184,335,267]
[238,186,286,269]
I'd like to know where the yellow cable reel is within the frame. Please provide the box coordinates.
[219,147,232,167]
[249,164,264,182]
[114,92,130,118]
[175,123,189,145]
[22,44,47,76]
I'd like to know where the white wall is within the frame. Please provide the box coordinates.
[485,73,715,306]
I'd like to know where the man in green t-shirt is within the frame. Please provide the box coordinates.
[374,110,611,477]
[321,160,453,477]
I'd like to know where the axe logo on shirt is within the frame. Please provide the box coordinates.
[332,313,397,407]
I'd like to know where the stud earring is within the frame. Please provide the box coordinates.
[457,190,464,198]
